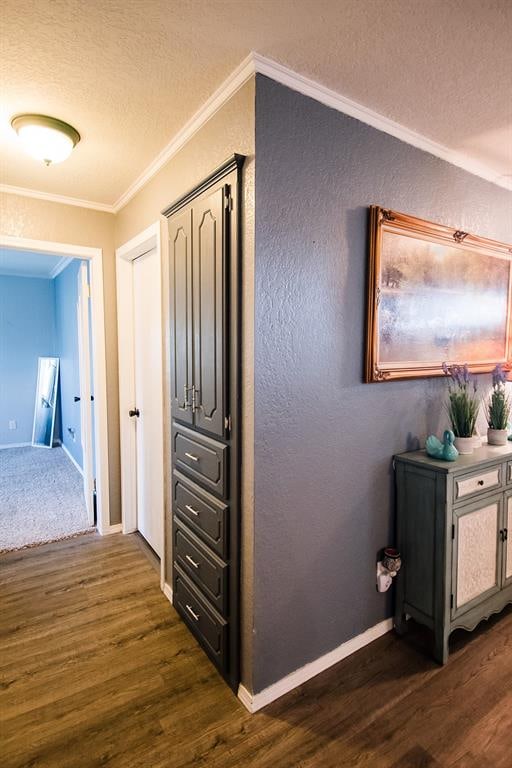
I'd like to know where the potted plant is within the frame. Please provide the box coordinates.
[486,364,510,445]
[442,363,480,454]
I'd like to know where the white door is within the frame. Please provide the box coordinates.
[77,263,95,526]
[131,249,164,556]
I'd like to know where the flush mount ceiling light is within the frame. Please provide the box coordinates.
[11,114,80,166]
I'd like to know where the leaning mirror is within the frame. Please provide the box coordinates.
[32,357,60,448]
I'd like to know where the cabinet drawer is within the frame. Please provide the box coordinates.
[173,566,228,672]
[507,461,512,485]
[454,467,501,503]
[173,518,228,615]
[173,422,228,498]
[173,471,228,558]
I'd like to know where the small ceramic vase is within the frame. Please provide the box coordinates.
[487,428,508,446]
[454,436,474,455]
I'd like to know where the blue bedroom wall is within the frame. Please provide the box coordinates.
[54,260,83,468]
[0,276,57,445]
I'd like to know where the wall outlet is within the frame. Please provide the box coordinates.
[8,420,17,430]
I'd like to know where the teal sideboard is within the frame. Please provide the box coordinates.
[394,443,512,663]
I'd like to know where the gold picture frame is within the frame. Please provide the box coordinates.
[365,206,512,382]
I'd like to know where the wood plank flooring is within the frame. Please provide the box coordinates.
[1,533,511,768]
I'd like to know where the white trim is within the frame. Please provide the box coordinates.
[163,583,173,604]
[49,256,72,279]
[0,441,31,449]
[101,523,123,535]
[252,53,511,191]
[0,234,111,535]
[60,441,84,476]
[0,235,100,260]
[112,54,255,211]
[0,183,115,213]
[116,222,165,587]
[237,617,393,713]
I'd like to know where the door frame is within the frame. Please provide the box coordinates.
[116,221,165,588]
[0,234,111,534]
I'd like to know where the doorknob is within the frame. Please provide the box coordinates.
[129,408,140,418]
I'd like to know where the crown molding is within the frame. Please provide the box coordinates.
[252,53,512,192]
[0,183,115,213]
[2,52,510,215]
[112,53,255,212]
[49,255,72,278]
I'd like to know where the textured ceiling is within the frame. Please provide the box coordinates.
[1,0,511,206]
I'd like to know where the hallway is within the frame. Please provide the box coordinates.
[1,533,511,768]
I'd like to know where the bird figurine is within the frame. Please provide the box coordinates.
[425,430,459,461]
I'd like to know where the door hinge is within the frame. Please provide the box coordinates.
[85,283,91,299]
[225,194,233,213]
[452,524,455,540]
[224,414,232,434]
[450,594,454,609]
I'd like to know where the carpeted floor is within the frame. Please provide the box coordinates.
[0,446,93,552]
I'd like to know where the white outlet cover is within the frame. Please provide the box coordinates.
[8,420,17,430]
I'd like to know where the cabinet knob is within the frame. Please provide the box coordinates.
[477,480,484,486]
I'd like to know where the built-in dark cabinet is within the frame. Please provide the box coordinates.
[168,186,227,439]
[164,155,244,692]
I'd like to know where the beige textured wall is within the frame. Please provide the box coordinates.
[0,192,121,525]
[116,79,255,692]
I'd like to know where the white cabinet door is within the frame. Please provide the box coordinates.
[454,498,501,615]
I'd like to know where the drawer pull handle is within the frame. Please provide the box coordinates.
[477,480,484,486]
[185,504,199,517]
[185,604,200,621]
[184,452,199,462]
[185,554,200,569]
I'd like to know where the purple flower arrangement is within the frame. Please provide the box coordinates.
[442,362,480,438]
[486,364,510,431]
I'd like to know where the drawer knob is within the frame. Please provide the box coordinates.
[184,452,199,462]
[185,504,199,517]
[185,554,200,569]
[185,604,200,621]
[477,480,484,486]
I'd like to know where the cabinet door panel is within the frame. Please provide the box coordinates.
[505,494,512,586]
[453,498,501,616]
[192,187,226,437]
[169,209,193,425]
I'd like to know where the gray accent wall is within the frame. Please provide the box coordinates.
[253,74,512,692]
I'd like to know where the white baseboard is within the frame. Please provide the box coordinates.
[0,441,32,449]
[238,617,393,713]
[59,441,84,476]
[98,523,123,536]
[163,583,173,603]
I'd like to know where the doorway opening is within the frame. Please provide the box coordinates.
[0,235,110,547]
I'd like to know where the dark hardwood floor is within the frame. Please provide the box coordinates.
[1,533,511,768]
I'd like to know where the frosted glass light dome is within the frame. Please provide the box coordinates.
[11,114,80,165]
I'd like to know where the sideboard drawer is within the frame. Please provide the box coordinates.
[454,467,502,503]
